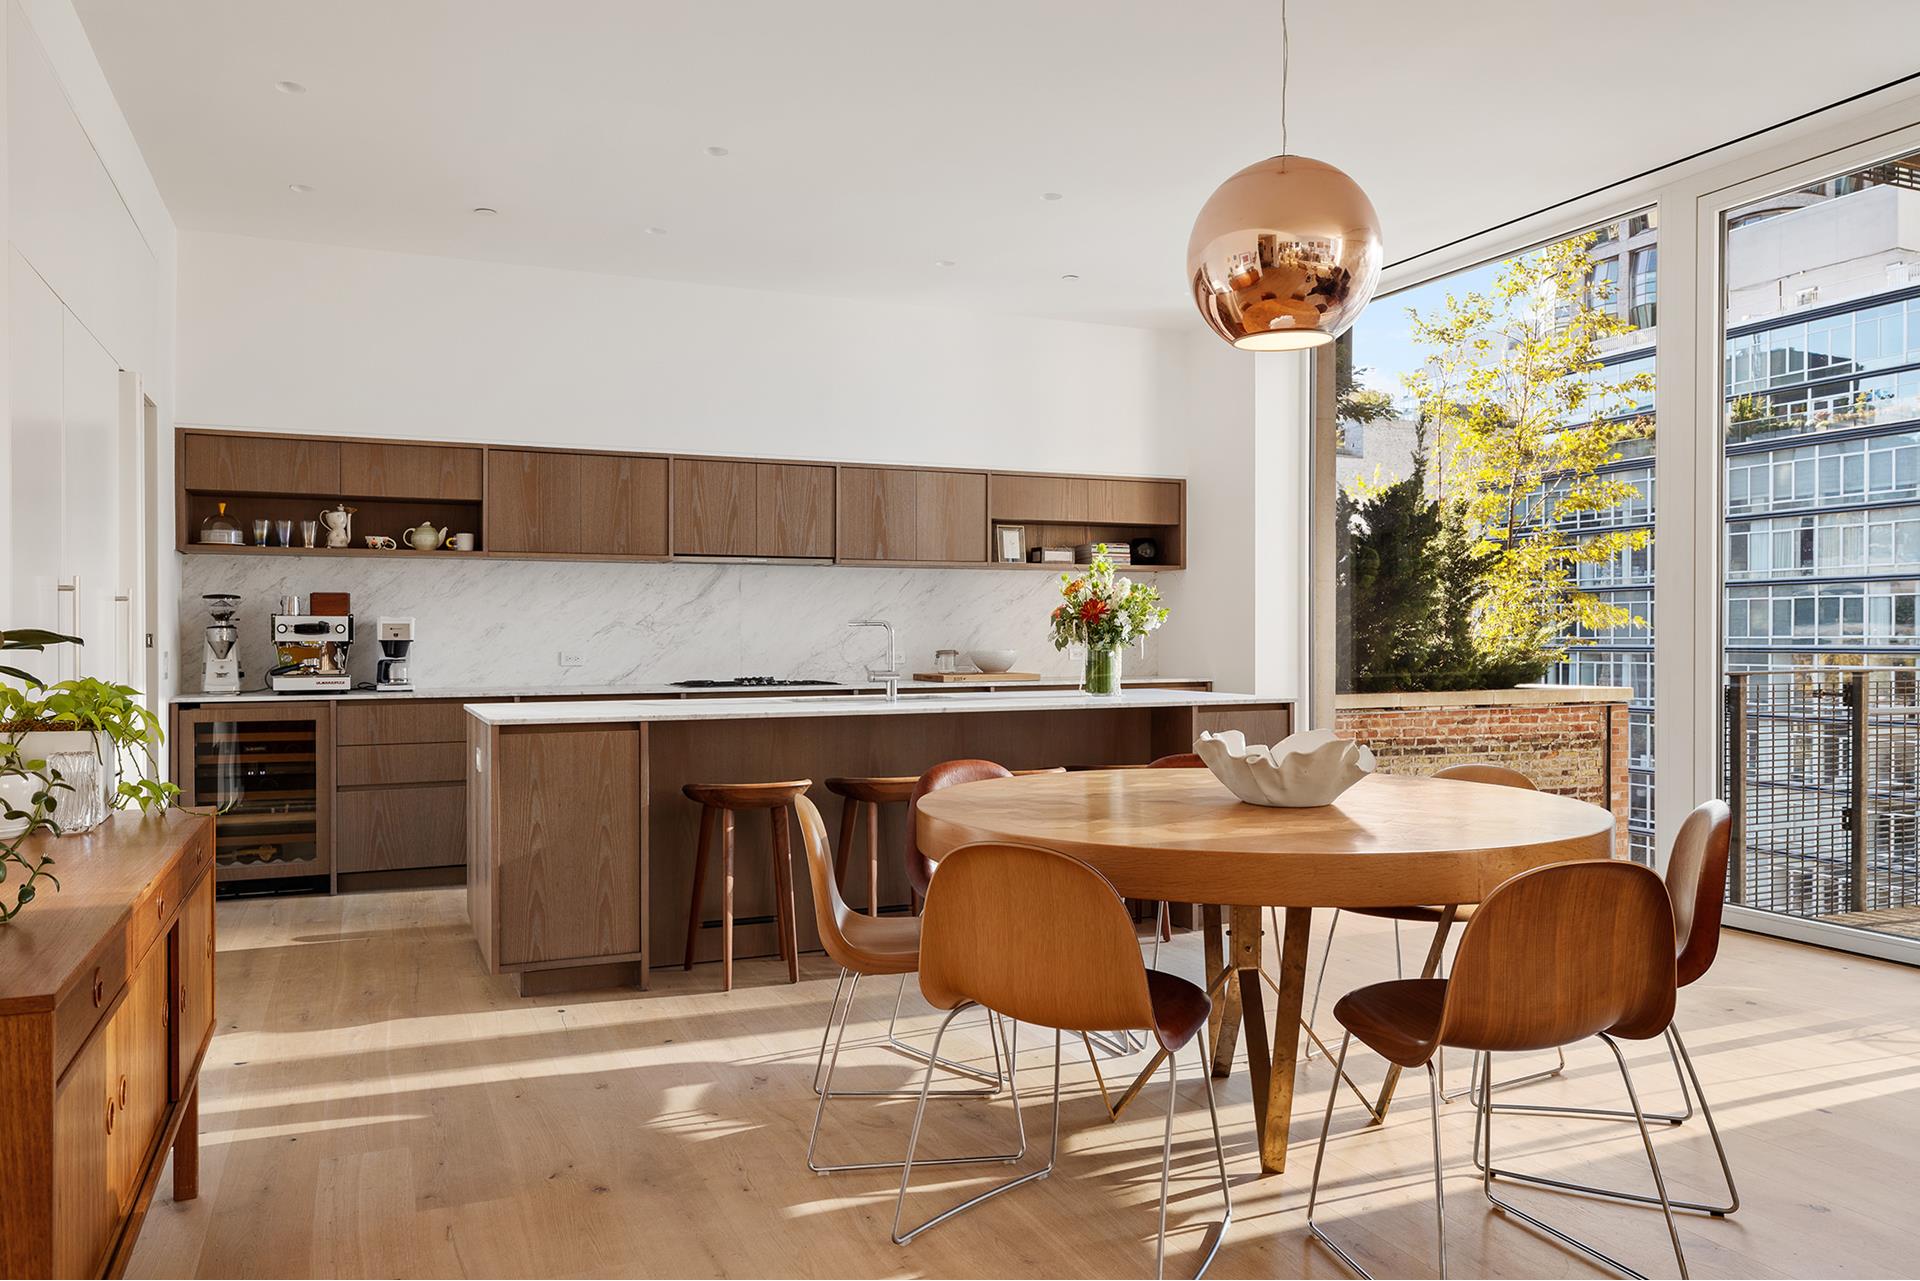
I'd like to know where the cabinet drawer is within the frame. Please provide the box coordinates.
[1089,478,1181,525]
[340,441,484,501]
[336,700,468,745]
[336,783,466,872]
[55,934,127,1083]
[127,823,211,966]
[183,432,340,494]
[338,741,466,787]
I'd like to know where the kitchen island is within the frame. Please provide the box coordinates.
[464,689,1292,993]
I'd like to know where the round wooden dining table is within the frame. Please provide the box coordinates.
[913,767,1618,1176]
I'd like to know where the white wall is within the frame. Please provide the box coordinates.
[178,231,1186,474]
[5,0,177,694]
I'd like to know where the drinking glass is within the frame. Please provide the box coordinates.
[300,519,318,548]
[275,519,293,547]
[252,519,270,545]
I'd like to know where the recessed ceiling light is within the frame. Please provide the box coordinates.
[934,259,956,268]
[1041,192,1064,202]
[288,183,313,194]
[1060,273,1081,281]
[645,226,668,236]
[705,145,730,157]
[275,80,306,95]
[472,206,499,216]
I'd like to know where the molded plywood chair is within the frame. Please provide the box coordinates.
[1307,859,1689,1280]
[792,794,1018,1174]
[894,841,1232,1279]
[1476,799,1738,1218]
[1305,763,1565,1116]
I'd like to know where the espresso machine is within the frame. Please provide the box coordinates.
[201,593,242,694]
[375,617,415,692]
[268,610,354,693]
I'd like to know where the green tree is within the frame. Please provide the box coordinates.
[1403,233,1652,665]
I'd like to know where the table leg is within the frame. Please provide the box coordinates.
[1212,906,1247,1077]
[1237,904,1314,1175]
[173,1081,200,1201]
[1231,905,1274,1167]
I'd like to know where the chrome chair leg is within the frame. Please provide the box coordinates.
[816,970,1005,1099]
[1308,1031,1441,1279]
[1187,1034,1233,1279]
[1475,1026,1737,1216]
[1441,1042,1565,1104]
[886,972,1007,1086]
[1304,909,1339,1061]
[807,978,1026,1174]
[894,1016,1059,1245]
[1478,1039,1690,1280]
[1476,1024,1691,1123]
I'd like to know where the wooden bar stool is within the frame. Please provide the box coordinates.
[824,775,918,917]
[682,779,811,991]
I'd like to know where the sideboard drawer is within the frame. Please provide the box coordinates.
[54,936,128,1085]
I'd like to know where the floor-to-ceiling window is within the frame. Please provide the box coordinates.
[1719,152,1920,942]
[1334,214,1659,860]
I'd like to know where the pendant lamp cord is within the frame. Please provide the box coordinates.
[1280,0,1290,158]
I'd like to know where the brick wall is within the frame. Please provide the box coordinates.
[1333,687,1631,857]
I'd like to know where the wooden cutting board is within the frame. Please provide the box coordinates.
[911,671,1042,683]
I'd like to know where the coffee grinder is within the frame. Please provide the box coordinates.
[375,617,415,692]
[202,593,242,694]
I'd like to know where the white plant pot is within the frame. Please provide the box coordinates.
[0,772,36,839]
[1194,728,1376,808]
[7,729,118,834]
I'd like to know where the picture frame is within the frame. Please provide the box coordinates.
[994,523,1025,563]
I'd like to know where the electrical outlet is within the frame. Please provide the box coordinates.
[558,650,585,669]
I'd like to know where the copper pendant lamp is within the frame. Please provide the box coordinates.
[1187,0,1382,351]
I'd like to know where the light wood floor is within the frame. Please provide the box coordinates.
[128,889,1920,1279]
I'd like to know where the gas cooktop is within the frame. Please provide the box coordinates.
[670,677,841,688]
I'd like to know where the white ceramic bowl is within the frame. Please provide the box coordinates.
[969,648,1019,673]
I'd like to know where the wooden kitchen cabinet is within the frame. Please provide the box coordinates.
[838,466,986,563]
[336,784,466,874]
[674,459,834,558]
[332,698,470,880]
[989,473,1091,522]
[174,875,215,1096]
[339,441,484,501]
[182,431,340,495]
[52,1027,117,1278]
[107,945,169,1213]
[488,448,669,557]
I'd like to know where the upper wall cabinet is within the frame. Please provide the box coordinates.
[488,449,669,558]
[183,432,340,494]
[340,441,484,502]
[174,428,1181,569]
[673,459,834,559]
[838,467,987,564]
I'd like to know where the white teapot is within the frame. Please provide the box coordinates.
[318,504,355,548]
[402,522,448,551]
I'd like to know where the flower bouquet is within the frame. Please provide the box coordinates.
[1048,545,1170,694]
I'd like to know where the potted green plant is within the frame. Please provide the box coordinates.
[0,678,179,829]
[0,627,83,921]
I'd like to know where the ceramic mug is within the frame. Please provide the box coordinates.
[448,532,475,551]
[365,535,398,550]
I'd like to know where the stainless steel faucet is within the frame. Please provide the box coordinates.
[849,618,903,702]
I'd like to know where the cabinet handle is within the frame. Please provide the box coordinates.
[156,894,166,918]
[118,1074,129,1108]
[104,1100,115,1136]
[91,968,105,1008]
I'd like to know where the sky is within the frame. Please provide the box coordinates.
[1348,258,1504,413]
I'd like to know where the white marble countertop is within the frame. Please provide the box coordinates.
[169,677,1215,705]
[465,688,1285,726]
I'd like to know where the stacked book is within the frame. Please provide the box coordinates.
[1074,542,1131,565]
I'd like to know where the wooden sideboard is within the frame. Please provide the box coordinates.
[0,810,215,1278]
[175,428,1187,571]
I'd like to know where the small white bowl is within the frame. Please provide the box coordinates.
[969,648,1019,673]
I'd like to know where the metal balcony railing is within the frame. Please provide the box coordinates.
[1725,668,1920,936]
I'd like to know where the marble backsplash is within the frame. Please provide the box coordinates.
[178,555,1163,691]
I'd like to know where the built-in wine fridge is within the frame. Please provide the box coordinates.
[174,702,333,893]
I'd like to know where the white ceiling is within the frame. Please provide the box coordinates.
[74,0,1920,330]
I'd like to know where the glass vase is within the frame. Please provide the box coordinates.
[1084,644,1122,695]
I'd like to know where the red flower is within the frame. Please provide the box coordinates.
[1079,599,1109,624]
